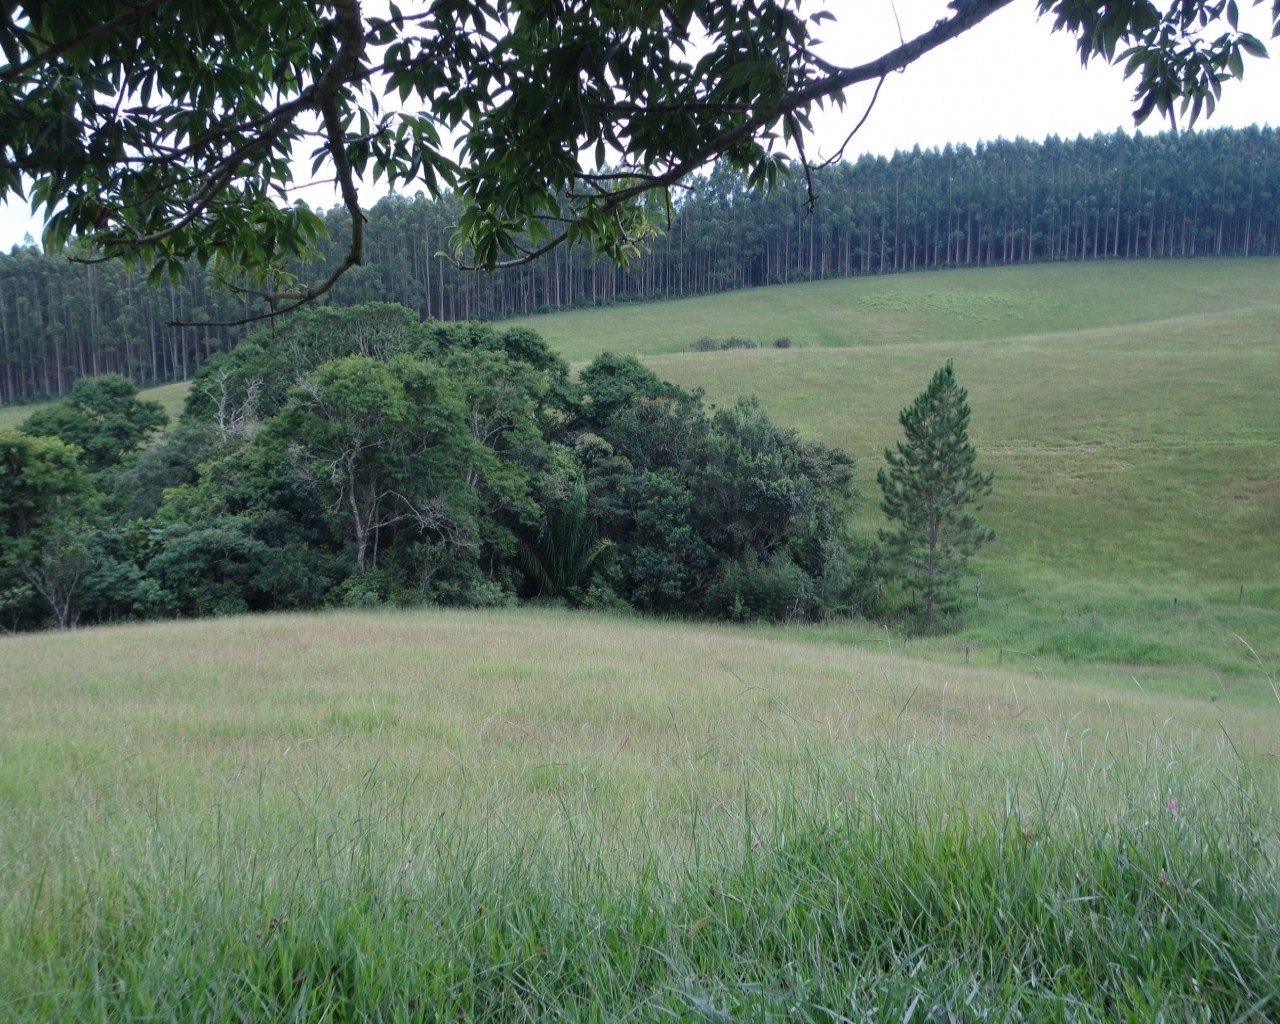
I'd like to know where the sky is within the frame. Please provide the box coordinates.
[807,1,1279,161]
[1,0,1276,250]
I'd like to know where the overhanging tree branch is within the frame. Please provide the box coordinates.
[0,0,1272,316]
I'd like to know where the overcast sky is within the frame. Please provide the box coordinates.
[810,1,1279,160]
[1,0,1276,251]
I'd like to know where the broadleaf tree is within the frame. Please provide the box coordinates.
[877,361,994,627]
[0,428,95,628]
[20,374,168,472]
[1,1,1275,316]
[269,353,480,577]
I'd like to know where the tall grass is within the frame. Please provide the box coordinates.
[4,733,1276,1022]
[2,609,1278,1021]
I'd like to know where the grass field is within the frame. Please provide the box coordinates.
[2,609,1278,1021]
[2,259,1276,672]
[0,403,26,429]
[506,258,1280,363]
[2,261,1279,1019]
[0,378,189,431]
[506,258,1280,672]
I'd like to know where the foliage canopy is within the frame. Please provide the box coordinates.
[0,304,871,629]
[20,374,167,471]
[1,1,1275,314]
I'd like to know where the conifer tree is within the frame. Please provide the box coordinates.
[877,361,994,626]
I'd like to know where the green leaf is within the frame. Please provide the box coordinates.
[1238,33,1269,59]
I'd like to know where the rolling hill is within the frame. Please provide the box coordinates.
[4,258,1276,669]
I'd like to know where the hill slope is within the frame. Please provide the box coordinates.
[3,607,1277,1022]
[4,260,1275,668]
[506,258,1280,362]
[507,259,1280,667]
[510,259,1279,591]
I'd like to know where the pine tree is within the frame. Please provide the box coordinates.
[877,361,994,626]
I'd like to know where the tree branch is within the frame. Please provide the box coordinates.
[174,0,368,324]
[0,0,171,80]
[465,0,1017,269]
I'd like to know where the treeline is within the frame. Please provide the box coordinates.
[0,248,257,404]
[3,126,1279,404]
[321,125,1280,317]
[1,305,883,633]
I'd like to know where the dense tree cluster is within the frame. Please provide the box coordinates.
[0,305,902,632]
[317,126,1280,316]
[3,125,1279,406]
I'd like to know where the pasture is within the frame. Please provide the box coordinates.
[0,378,188,432]
[4,259,1276,670]
[2,609,1278,1020]
[3,259,1278,1019]
[3,260,1276,671]
[510,258,1280,672]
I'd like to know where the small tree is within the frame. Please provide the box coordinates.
[21,374,168,473]
[0,429,96,628]
[877,361,994,626]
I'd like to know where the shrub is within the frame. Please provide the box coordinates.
[691,335,761,352]
[575,582,631,612]
[329,570,388,608]
[705,552,812,622]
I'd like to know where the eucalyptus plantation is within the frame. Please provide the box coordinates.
[877,361,994,625]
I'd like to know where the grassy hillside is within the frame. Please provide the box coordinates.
[507,258,1280,362]
[3,260,1275,669]
[3,609,1277,1021]
[0,398,35,429]
[646,305,1280,585]
[4,262,1277,1021]
[507,259,1280,668]
[0,377,189,431]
